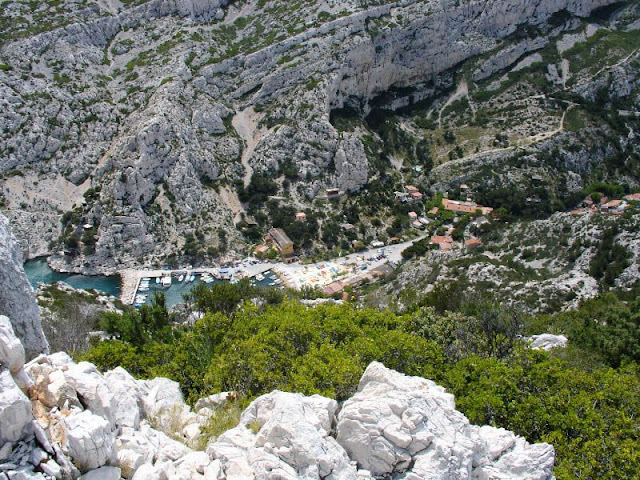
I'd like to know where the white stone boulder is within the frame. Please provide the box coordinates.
[64,362,118,428]
[526,334,568,351]
[0,369,33,445]
[61,410,117,473]
[26,361,79,409]
[336,362,555,479]
[0,315,25,374]
[194,391,235,412]
[208,391,358,479]
[79,466,122,480]
[104,367,142,429]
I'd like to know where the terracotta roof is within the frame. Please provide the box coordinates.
[465,238,482,248]
[431,235,453,244]
[624,193,640,201]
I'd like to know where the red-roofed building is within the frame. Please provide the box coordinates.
[465,238,483,250]
[430,235,453,245]
[405,185,419,193]
[624,193,640,201]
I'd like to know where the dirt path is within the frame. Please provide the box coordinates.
[438,79,469,129]
[231,107,263,188]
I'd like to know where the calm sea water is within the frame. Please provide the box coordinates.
[23,258,281,308]
[23,258,121,298]
[136,272,281,307]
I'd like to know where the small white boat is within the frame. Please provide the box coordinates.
[155,277,160,284]
[178,275,184,282]
[274,279,282,285]
[269,282,275,286]
[230,277,239,284]
[161,276,172,287]
[255,273,265,281]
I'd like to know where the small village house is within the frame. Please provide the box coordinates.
[465,238,483,250]
[266,227,294,260]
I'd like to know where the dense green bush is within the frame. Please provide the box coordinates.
[81,285,640,478]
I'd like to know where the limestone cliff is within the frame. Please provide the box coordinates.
[0,0,624,272]
[0,215,49,359]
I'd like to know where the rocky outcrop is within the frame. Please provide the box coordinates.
[335,362,555,479]
[206,363,554,479]
[0,215,49,359]
[527,334,569,351]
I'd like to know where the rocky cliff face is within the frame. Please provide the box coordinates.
[0,0,622,272]
[0,215,49,359]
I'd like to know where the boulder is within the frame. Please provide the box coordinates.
[0,315,25,374]
[64,362,119,427]
[194,392,235,412]
[61,410,117,473]
[0,369,33,446]
[336,362,555,479]
[0,215,49,360]
[208,391,357,479]
[104,367,142,429]
[79,466,122,480]
[526,334,568,351]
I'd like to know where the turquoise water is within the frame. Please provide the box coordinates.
[23,258,281,308]
[23,258,121,298]
[136,272,282,307]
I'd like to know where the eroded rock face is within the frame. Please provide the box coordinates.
[336,362,555,479]
[208,391,357,479]
[0,0,620,272]
[0,215,49,359]
[0,369,33,446]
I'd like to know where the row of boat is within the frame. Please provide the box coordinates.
[133,270,284,306]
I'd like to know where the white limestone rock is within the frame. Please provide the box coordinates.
[0,315,25,374]
[104,367,142,429]
[208,391,358,479]
[194,391,235,412]
[336,362,555,479]
[0,216,48,360]
[26,359,80,410]
[79,466,122,480]
[527,334,568,351]
[334,135,368,193]
[0,369,34,446]
[61,410,117,473]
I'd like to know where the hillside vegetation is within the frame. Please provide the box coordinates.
[80,282,640,479]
